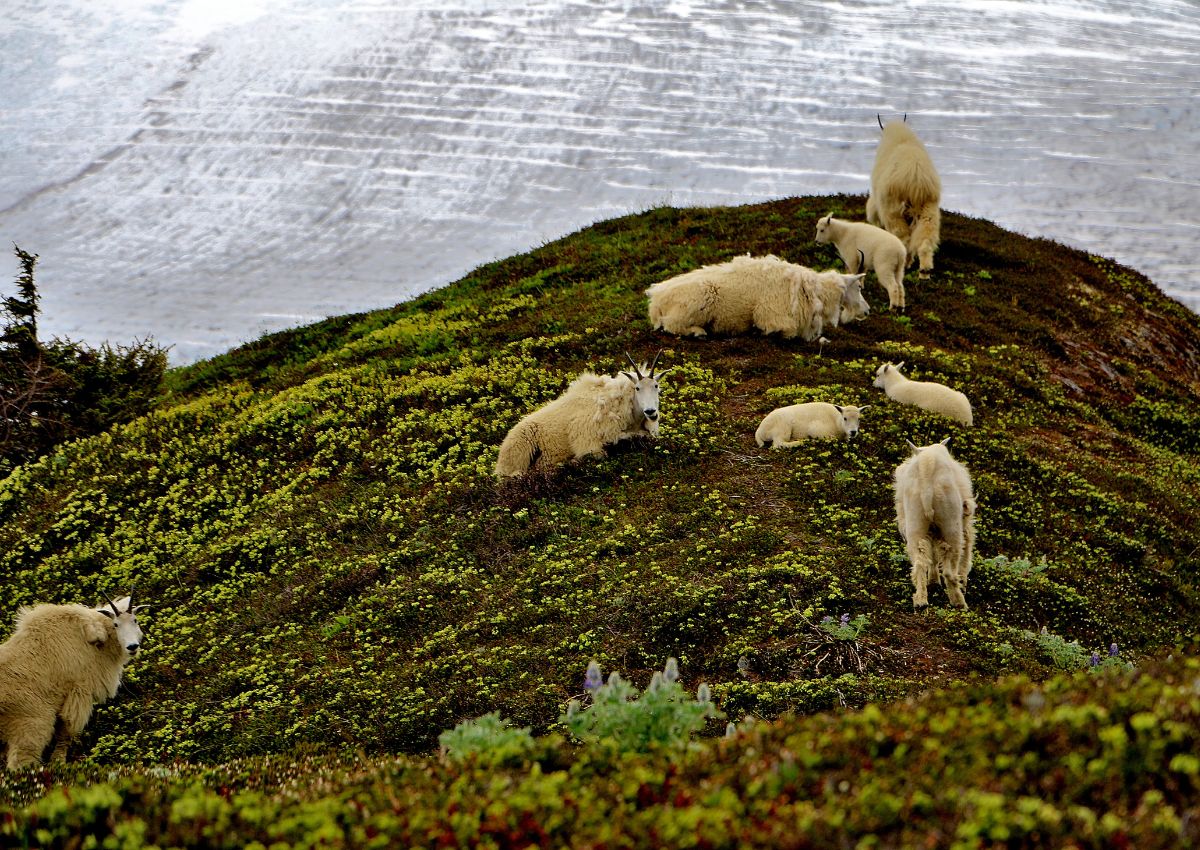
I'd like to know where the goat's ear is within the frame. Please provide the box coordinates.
[896,361,906,370]
[905,439,920,454]
[654,367,675,379]
[940,436,951,446]
[84,619,108,647]
[620,371,636,384]
[132,605,151,614]
[97,607,115,620]
[833,404,843,413]
[858,405,870,413]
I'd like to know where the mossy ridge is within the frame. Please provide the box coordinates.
[0,196,1198,769]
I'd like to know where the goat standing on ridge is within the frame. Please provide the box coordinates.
[1,590,146,769]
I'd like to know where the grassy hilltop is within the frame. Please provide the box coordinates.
[2,196,1199,846]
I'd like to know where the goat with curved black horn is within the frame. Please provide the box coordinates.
[98,589,120,618]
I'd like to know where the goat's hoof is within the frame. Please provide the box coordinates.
[913,603,929,613]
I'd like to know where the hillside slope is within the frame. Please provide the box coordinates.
[1,196,1199,772]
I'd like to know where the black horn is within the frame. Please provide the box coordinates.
[877,113,884,131]
[98,589,119,618]
[647,349,664,377]
[623,352,644,380]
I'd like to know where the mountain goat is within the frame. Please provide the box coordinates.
[1,591,146,769]
[755,402,869,448]
[873,362,973,425]
[815,214,907,310]
[893,439,976,610]
[645,254,867,342]
[866,117,941,279]
[494,352,673,478]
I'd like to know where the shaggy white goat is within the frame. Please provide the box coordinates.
[0,591,145,769]
[494,352,673,477]
[815,214,907,310]
[873,362,973,425]
[865,117,942,279]
[645,255,867,341]
[755,402,869,448]
[893,439,976,610]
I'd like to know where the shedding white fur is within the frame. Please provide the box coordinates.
[893,439,976,610]
[866,119,942,279]
[1,594,145,769]
[494,354,672,478]
[646,255,867,341]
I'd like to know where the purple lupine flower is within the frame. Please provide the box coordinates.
[1109,643,1119,657]
[1089,653,1100,667]
[584,661,603,692]
[821,616,834,625]
[840,613,851,626]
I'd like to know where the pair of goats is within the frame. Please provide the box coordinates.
[807,117,945,311]
[0,590,145,770]
[756,409,977,610]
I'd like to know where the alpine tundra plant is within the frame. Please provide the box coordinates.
[562,658,721,752]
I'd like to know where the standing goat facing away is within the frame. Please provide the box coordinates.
[645,254,868,341]
[0,591,146,769]
[494,352,674,478]
[814,214,908,310]
[893,439,976,610]
[865,116,942,279]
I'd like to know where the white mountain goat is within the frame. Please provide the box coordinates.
[0,591,146,769]
[645,254,867,341]
[494,352,673,477]
[755,402,869,448]
[873,362,973,425]
[865,117,942,279]
[815,214,908,310]
[893,439,976,610]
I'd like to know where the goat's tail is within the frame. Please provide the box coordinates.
[494,420,540,478]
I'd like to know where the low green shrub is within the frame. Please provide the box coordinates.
[561,658,721,752]
[437,711,535,765]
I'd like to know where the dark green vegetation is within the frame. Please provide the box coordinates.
[2,196,1199,845]
[4,658,1198,848]
[1,247,168,477]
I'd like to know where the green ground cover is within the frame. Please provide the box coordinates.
[1,196,1198,844]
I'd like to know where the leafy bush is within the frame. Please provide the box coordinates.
[819,612,869,640]
[437,711,536,765]
[561,659,720,752]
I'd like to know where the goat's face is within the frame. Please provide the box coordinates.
[97,595,146,661]
[839,274,869,323]
[873,361,904,388]
[621,351,673,424]
[626,373,664,422]
[814,215,833,244]
[834,404,869,439]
